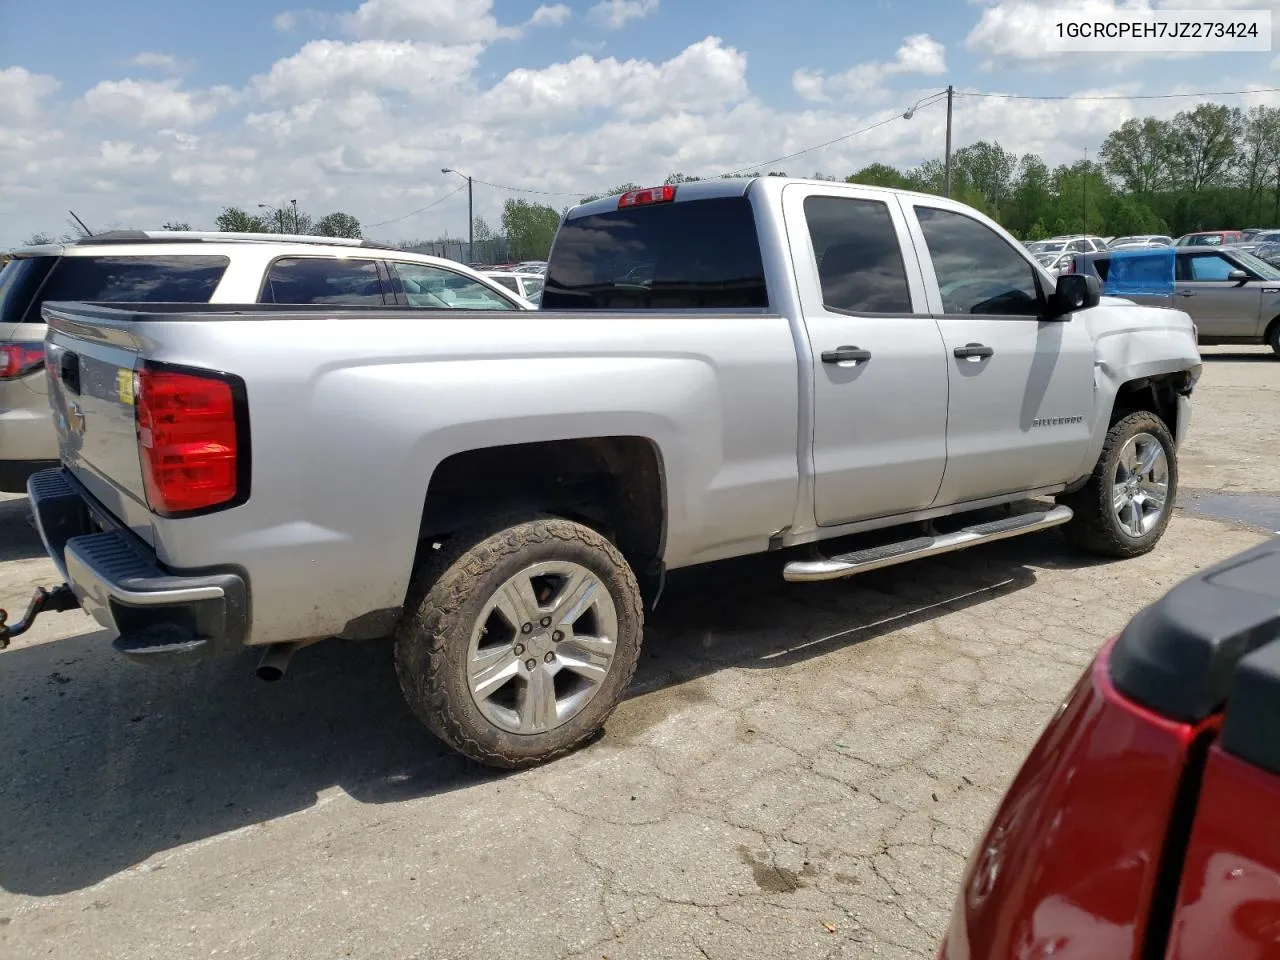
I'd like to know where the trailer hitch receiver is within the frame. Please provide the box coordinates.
[0,585,80,650]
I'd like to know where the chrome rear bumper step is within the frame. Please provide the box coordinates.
[783,504,1074,583]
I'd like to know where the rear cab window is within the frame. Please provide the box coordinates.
[542,195,768,309]
[11,254,229,324]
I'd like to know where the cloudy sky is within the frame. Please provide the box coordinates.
[3,0,1279,247]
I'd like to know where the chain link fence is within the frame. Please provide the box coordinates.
[397,237,513,265]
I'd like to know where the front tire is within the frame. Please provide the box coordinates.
[1058,411,1177,559]
[395,516,643,769]
[1267,320,1280,358]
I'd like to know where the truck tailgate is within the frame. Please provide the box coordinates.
[42,304,155,545]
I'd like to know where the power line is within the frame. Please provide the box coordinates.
[960,86,1280,102]
[366,184,467,228]
[470,177,583,197]
[720,91,950,177]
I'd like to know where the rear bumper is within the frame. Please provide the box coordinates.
[27,468,248,662]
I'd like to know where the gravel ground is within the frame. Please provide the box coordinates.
[0,346,1275,960]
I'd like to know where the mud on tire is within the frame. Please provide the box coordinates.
[394,515,644,769]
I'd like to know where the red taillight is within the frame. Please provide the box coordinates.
[0,343,45,379]
[618,185,677,208]
[135,366,243,515]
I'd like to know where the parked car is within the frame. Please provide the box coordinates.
[1025,235,1109,255]
[1175,230,1245,247]
[483,270,544,304]
[1033,251,1076,277]
[1080,245,1280,356]
[939,537,1280,960]
[0,231,529,492]
[1254,241,1280,267]
[5,178,1200,769]
[514,261,548,275]
[1108,234,1174,249]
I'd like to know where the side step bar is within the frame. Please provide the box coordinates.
[783,504,1074,583]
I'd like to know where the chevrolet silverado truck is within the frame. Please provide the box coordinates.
[2,177,1201,768]
[940,537,1280,959]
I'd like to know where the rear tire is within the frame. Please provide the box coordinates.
[394,515,643,769]
[1267,320,1280,358]
[1058,411,1177,559]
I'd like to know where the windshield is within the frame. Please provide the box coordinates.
[1233,250,1280,279]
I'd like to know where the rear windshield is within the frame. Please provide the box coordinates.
[542,196,768,310]
[17,254,229,323]
[0,256,57,325]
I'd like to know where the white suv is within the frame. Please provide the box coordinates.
[0,231,529,492]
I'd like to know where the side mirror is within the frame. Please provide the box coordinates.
[1228,269,1250,283]
[1048,273,1101,317]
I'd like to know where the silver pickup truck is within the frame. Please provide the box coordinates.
[4,177,1201,768]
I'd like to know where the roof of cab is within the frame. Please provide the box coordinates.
[9,230,399,259]
[564,175,974,221]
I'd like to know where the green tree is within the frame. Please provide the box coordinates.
[1099,118,1173,196]
[1237,106,1280,222]
[215,206,270,232]
[664,172,702,184]
[314,212,362,238]
[161,220,192,231]
[847,163,909,188]
[1169,103,1242,192]
[502,199,562,260]
[472,215,494,242]
[25,232,55,245]
[1005,155,1054,236]
[952,141,1019,212]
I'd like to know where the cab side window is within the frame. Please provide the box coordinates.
[803,195,913,314]
[916,206,1042,316]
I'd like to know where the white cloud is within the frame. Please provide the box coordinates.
[794,34,946,103]
[529,4,572,27]
[81,78,237,128]
[479,36,747,122]
[0,67,60,122]
[791,69,828,103]
[344,0,518,42]
[129,52,186,73]
[252,39,482,99]
[587,0,659,30]
[7,13,1280,248]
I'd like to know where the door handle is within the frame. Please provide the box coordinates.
[1176,290,1195,297]
[953,343,994,361]
[821,346,871,365]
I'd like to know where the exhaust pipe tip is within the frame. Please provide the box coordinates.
[256,662,286,683]
[255,642,300,683]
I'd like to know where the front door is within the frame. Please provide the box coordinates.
[903,203,1096,507]
[1176,252,1264,339]
[783,184,949,526]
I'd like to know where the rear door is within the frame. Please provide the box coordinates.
[902,201,1095,507]
[1176,252,1263,338]
[783,183,949,525]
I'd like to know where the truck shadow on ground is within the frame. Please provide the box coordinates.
[0,496,44,563]
[0,530,1090,898]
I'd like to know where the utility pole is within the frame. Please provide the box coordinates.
[1083,147,1089,235]
[291,199,299,234]
[442,168,474,264]
[944,84,954,198]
